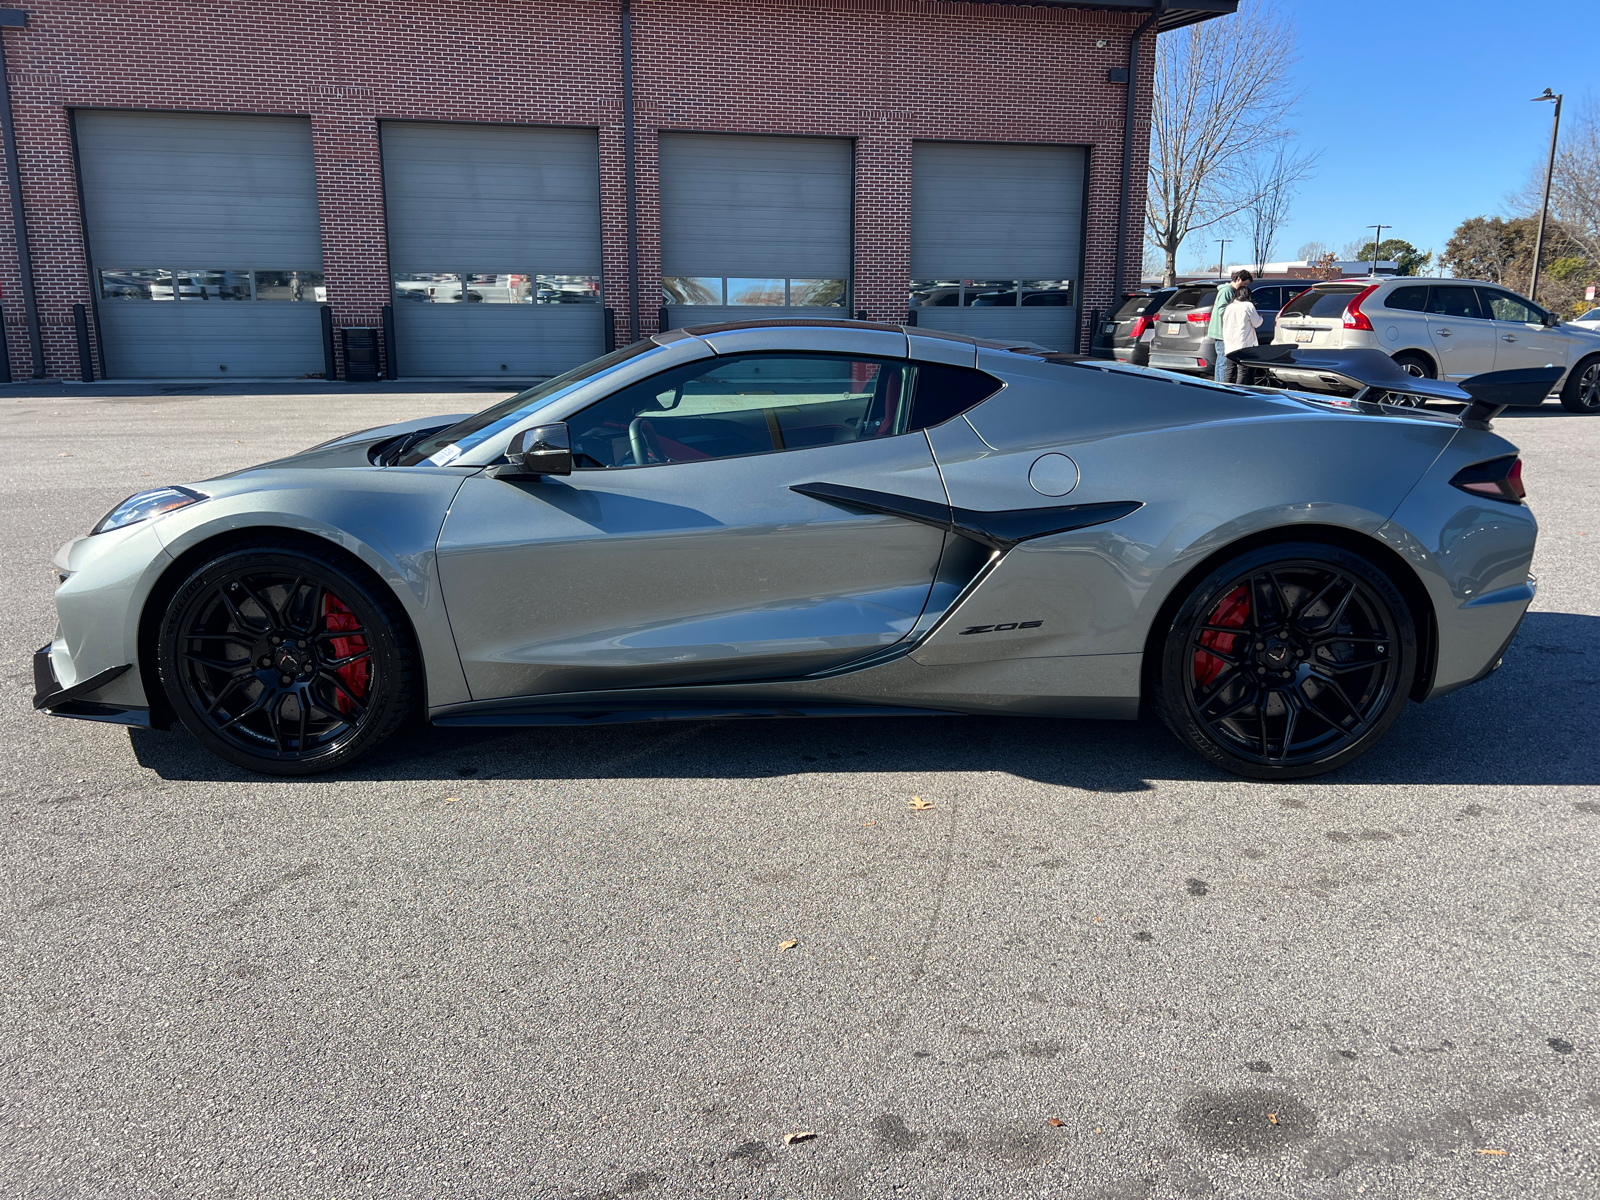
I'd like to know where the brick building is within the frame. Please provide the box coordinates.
[0,0,1233,382]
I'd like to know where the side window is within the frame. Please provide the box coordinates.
[1385,285,1429,312]
[1479,289,1540,324]
[1255,287,1285,311]
[1428,286,1484,320]
[567,354,910,468]
[909,363,1004,429]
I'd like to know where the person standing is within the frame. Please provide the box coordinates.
[1205,268,1253,382]
[1220,281,1263,384]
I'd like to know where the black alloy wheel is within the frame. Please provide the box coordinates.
[1560,354,1600,413]
[157,542,416,775]
[1154,543,1417,779]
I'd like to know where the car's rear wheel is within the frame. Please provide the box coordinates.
[157,541,417,775]
[1560,354,1600,413]
[1391,351,1435,379]
[1153,543,1417,779]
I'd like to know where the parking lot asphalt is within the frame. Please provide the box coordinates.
[1,382,1596,1200]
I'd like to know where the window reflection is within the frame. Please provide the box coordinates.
[254,269,327,302]
[909,279,962,307]
[788,279,846,307]
[394,272,463,303]
[174,269,252,300]
[909,278,1075,308]
[536,274,601,304]
[1020,280,1073,306]
[726,278,785,306]
[663,277,724,305]
[100,269,173,301]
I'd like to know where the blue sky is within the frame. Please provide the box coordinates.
[1172,0,1600,272]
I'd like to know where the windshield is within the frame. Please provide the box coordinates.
[398,339,663,466]
[1579,308,1600,323]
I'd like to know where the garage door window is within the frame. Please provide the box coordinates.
[910,279,1073,308]
[99,268,325,301]
[663,277,847,307]
[393,272,599,304]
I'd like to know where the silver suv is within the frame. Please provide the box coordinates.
[1271,277,1600,413]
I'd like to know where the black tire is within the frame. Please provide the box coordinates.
[156,539,417,775]
[1560,354,1600,413]
[1152,542,1418,780]
[1391,351,1436,379]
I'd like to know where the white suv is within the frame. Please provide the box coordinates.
[1271,277,1600,413]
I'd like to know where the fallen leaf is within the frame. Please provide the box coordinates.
[1048,1117,1066,1127]
[783,1131,817,1145]
[1267,1113,1279,1125]
[862,819,877,826]
[779,940,797,951]
[443,797,462,803]
[57,452,72,457]
[908,797,934,811]
[1478,1148,1507,1155]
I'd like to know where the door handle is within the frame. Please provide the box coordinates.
[1437,328,1452,337]
[1502,334,1517,342]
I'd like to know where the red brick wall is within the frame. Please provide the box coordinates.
[0,0,1154,380]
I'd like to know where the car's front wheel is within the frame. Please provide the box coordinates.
[1560,354,1600,413]
[1153,543,1417,779]
[157,540,417,775]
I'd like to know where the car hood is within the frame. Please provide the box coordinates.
[222,413,472,474]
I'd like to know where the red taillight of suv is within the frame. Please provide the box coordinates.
[1186,311,1211,325]
[1451,455,1526,504]
[1342,282,1381,332]
[1129,315,1151,339]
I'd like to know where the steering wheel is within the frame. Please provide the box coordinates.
[628,416,666,465]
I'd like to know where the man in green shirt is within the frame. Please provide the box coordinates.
[1205,268,1253,382]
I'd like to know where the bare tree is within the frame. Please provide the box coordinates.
[1146,1,1303,285]
[1296,240,1329,262]
[1240,144,1317,272]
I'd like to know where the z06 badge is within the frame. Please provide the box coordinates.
[958,621,1043,635]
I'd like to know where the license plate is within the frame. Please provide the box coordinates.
[1103,322,1116,333]
[1295,330,1315,343]
[1167,325,1184,336]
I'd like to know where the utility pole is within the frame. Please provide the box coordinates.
[1215,239,1228,277]
[1530,89,1563,304]
[1367,225,1387,276]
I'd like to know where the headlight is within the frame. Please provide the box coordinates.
[91,486,206,535]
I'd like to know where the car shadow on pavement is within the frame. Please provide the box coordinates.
[126,610,1598,791]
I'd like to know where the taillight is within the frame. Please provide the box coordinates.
[1451,455,1526,504]
[1129,315,1150,339]
[1342,282,1381,332]
[1186,311,1211,324]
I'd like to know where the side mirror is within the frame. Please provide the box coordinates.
[493,422,572,479]
[1545,312,1561,327]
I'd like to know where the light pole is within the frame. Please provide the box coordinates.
[1529,88,1563,304]
[1366,225,1388,275]
[1216,239,1228,277]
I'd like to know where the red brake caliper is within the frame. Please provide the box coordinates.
[322,593,370,716]
[1194,584,1250,688]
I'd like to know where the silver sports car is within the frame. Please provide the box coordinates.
[35,320,1551,780]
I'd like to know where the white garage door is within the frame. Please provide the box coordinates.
[382,122,604,379]
[76,110,328,379]
[658,133,852,327]
[910,141,1085,352]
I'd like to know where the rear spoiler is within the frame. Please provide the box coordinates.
[1230,345,1561,425]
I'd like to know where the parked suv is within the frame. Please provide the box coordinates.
[1091,288,1176,365]
[1146,282,1301,375]
[1270,277,1600,413]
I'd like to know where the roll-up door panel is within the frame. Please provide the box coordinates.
[382,122,604,377]
[659,134,850,277]
[97,304,325,379]
[910,141,1085,351]
[75,110,326,378]
[76,111,322,268]
[382,123,601,273]
[658,133,852,330]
